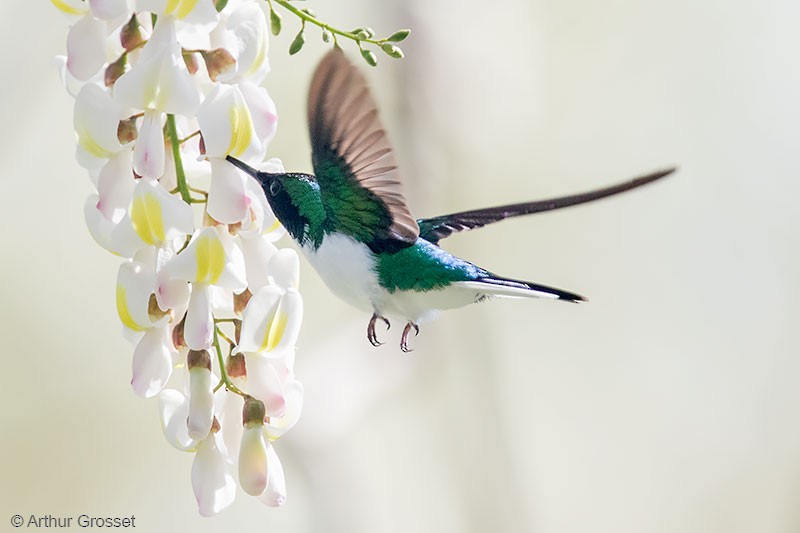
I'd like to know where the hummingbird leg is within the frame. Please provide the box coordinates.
[400,322,420,353]
[367,313,391,347]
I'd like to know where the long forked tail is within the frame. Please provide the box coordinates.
[460,275,587,303]
[418,167,675,244]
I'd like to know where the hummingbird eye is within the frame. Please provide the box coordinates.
[269,180,282,197]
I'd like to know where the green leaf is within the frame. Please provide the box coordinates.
[380,43,404,59]
[289,30,305,55]
[214,0,229,12]
[269,8,282,36]
[360,48,377,67]
[386,29,411,42]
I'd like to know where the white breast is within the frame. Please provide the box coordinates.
[301,233,382,314]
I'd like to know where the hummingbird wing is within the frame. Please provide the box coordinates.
[417,168,675,245]
[308,49,419,251]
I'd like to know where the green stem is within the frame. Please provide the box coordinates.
[212,325,247,396]
[272,0,385,46]
[166,114,192,204]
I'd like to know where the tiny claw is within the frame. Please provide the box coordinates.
[367,313,390,347]
[400,322,420,353]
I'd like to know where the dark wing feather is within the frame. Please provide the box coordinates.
[418,168,675,244]
[308,49,419,249]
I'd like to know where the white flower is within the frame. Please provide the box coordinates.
[54,0,303,515]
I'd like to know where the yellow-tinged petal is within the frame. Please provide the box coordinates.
[261,307,287,352]
[131,191,166,245]
[51,0,88,15]
[195,233,225,284]
[116,285,146,332]
[226,104,254,157]
[175,0,199,19]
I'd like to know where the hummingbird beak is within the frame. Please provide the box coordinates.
[225,155,259,178]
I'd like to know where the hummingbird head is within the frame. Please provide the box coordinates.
[226,156,326,247]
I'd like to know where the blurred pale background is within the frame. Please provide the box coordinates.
[2,1,799,532]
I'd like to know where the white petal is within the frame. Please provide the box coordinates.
[207,158,250,224]
[237,285,281,353]
[268,248,300,290]
[114,17,200,114]
[239,81,277,148]
[84,194,117,253]
[197,84,261,159]
[131,327,174,398]
[238,425,268,496]
[192,433,236,517]
[217,383,244,463]
[265,379,303,440]
[133,110,166,179]
[258,444,286,507]
[89,0,131,20]
[162,227,247,292]
[188,365,214,440]
[74,83,125,166]
[185,284,214,350]
[217,3,270,84]
[128,177,194,246]
[96,149,135,222]
[116,260,163,331]
[240,235,278,291]
[241,353,285,418]
[67,14,107,80]
[159,387,197,451]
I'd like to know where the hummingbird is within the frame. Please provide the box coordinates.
[227,50,673,352]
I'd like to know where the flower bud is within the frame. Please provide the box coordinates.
[201,48,236,82]
[183,51,199,75]
[120,14,144,52]
[269,9,281,36]
[386,29,411,42]
[187,349,214,440]
[321,29,332,43]
[117,116,138,145]
[360,49,377,67]
[289,30,305,55]
[239,398,268,496]
[104,54,127,87]
[234,289,252,315]
[172,314,187,349]
[226,352,246,379]
[380,43,404,59]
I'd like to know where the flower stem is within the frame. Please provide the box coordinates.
[166,114,192,204]
[271,0,384,46]
[212,325,247,396]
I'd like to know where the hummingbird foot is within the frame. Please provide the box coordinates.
[367,313,391,347]
[400,322,420,353]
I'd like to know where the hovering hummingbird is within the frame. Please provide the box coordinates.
[227,50,673,352]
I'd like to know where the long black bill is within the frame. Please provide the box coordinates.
[226,155,260,177]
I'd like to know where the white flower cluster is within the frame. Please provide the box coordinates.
[52,0,303,515]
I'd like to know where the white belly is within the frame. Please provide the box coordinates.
[301,234,485,324]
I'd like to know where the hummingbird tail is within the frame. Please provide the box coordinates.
[462,276,587,303]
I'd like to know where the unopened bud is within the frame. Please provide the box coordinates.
[172,314,187,349]
[242,397,266,427]
[321,29,332,43]
[360,48,377,67]
[201,48,236,81]
[187,348,212,370]
[226,352,246,379]
[182,51,199,75]
[289,30,305,55]
[198,133,206,156]
[120,14,144,51]
[117,116,138,144]
[269,9,281,36]
[104,54,127,87]
[386,29,411,42]
[380,43,404,59]
[233,289,252,315]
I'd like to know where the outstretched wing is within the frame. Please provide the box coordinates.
[308,49,419,251]
[418,168,675,245]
